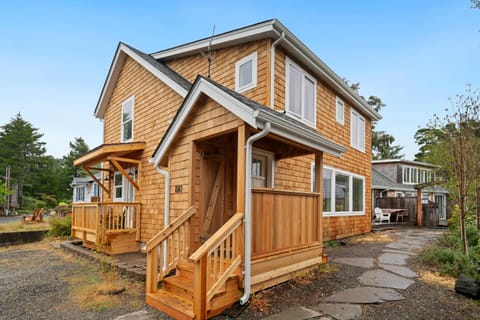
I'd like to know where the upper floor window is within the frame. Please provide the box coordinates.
[402,166,433,185]
[286,58,316,127]
[235,52,257,93]
[121,96,134,142]
[350,110,365,152]
[336,96,345,125]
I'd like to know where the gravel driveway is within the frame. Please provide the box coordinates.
[0,243,146,320]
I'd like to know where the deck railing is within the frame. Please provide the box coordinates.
[251,188,320,256]
[145,206,196,294]
[189,212,244,318]
[71,202,141,244]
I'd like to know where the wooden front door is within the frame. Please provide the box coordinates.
[193,135,237,248]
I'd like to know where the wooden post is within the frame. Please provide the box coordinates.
[314,152,323,244]
[193,256,207,320]
[416,188,422,226]
[236,125,247,213]
[146,247,158,294]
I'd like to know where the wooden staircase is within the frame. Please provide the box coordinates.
[146,261,242,319]
[145,208,245,319]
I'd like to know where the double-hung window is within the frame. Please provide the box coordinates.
[336,96,345,125]
[350,110,365,152]
[75,186,85,202]
[320,166,365,216]
[286,58,316,126]
[121,96,134,142]
[235,52,257,92]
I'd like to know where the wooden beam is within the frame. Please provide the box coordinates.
[73,141,145,166]
[110,158,140,190]
[314,152,323,243]
[236,125,247,212]
[107,156,141,164]
[201,160,225,241]
[417,188,422,226]
[83,165,110,194]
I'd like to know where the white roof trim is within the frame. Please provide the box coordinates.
[95,43,189,119]
[151,77,346,167]
[152,19,381,121]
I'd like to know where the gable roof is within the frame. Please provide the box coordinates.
[372,159,440,169]
[152,19,381,122]
[151,76,347,167]
[94,42,191,119]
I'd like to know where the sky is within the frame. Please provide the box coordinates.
[1,0,479,159]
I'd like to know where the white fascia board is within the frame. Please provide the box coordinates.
[95,43,188,119]
[151,78,257,167]
[255,110,346,158]
[152,22,276,60]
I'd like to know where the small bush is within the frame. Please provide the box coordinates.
[22,196,47,212]
[48,215,71,237]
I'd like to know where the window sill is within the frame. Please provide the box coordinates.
[323,211,365,217]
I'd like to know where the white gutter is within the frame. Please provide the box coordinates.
[240,122,271,305]
[155,166,170,270]
[269,32,285,108]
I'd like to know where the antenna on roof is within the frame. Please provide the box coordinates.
[201,24,216,78]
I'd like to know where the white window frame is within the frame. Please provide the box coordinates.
[321,166,365,217]
[285,57,317,127]
[350,109,365,152]
[75,186,85,202]
[113,172,124,201]
[336,96,345,125]
[121,96,134,143]
[252,148,274,188]
[402,166,433,185]
[235,51,257,93]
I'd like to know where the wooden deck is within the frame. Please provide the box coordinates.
[71,202,141,254]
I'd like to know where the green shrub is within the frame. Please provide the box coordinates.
[421,246,477,278]
[40,194,58,208]
[48,215,71,237]
[22,196,47,212]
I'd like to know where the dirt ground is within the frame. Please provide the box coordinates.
[1,231,480,320]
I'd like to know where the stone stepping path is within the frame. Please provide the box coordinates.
[324,286,404,304]
[358,269,415,289]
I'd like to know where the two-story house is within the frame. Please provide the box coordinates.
[72,20,380,319]
[372,159,450,226]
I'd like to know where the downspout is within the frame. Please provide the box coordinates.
[240,121,271,305]
[155,166,170,270]
[269,32,285,108]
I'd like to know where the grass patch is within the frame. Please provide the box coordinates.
[0,221,50,233]
[48,215,71,237]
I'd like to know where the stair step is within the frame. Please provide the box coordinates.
[163,274,194,300]
[176,263,194,279]
[146,289,194,320]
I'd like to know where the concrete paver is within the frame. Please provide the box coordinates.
[324,286,404,304]
[317,303,362,320]
[261,306,321,320]
[358,269,415,289]
[332,257,375,268]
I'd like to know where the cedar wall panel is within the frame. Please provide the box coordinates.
[102,57,185,242]
[166,39,270,106]
[272,48,373,241]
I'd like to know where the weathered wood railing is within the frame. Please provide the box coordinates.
[71,202,141,244]
[189,212,244,319]
[145,206,196,294]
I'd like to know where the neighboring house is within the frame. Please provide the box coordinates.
[72,19,380,319]
[71,174,101,203]
[372,159,450,226]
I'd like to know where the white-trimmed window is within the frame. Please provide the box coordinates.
[251,148,274,188]
[336,96,345,125]
[402,166,433,184]
[350,110,365,152]
[113,172,123,201]
[321,166,365,216]
[235,52,257,93]
[286,58,316,127]
[92,183,99,197]
[75,186,85,202]
[121,96,134,142]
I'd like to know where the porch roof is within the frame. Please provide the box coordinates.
[151,76,347,167]
[73,142,146,168]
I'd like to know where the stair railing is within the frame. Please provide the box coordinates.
[145,206,196,294]
[189,212,244,319]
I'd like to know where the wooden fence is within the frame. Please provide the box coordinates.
[375,197,417,222]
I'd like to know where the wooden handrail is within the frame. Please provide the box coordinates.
[145,206,196,252]
[189,212,244,262]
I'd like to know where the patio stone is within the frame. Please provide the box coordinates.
[382,249,417,256]
[317,303,362,320]
[359,269,415,290]
[385,242,410,250]
[378,252,410,266]
[114,310,153,320]
[324,286,404,304]
[379,264,418,278]
[262,306,321,320]
[332,257,375,268]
